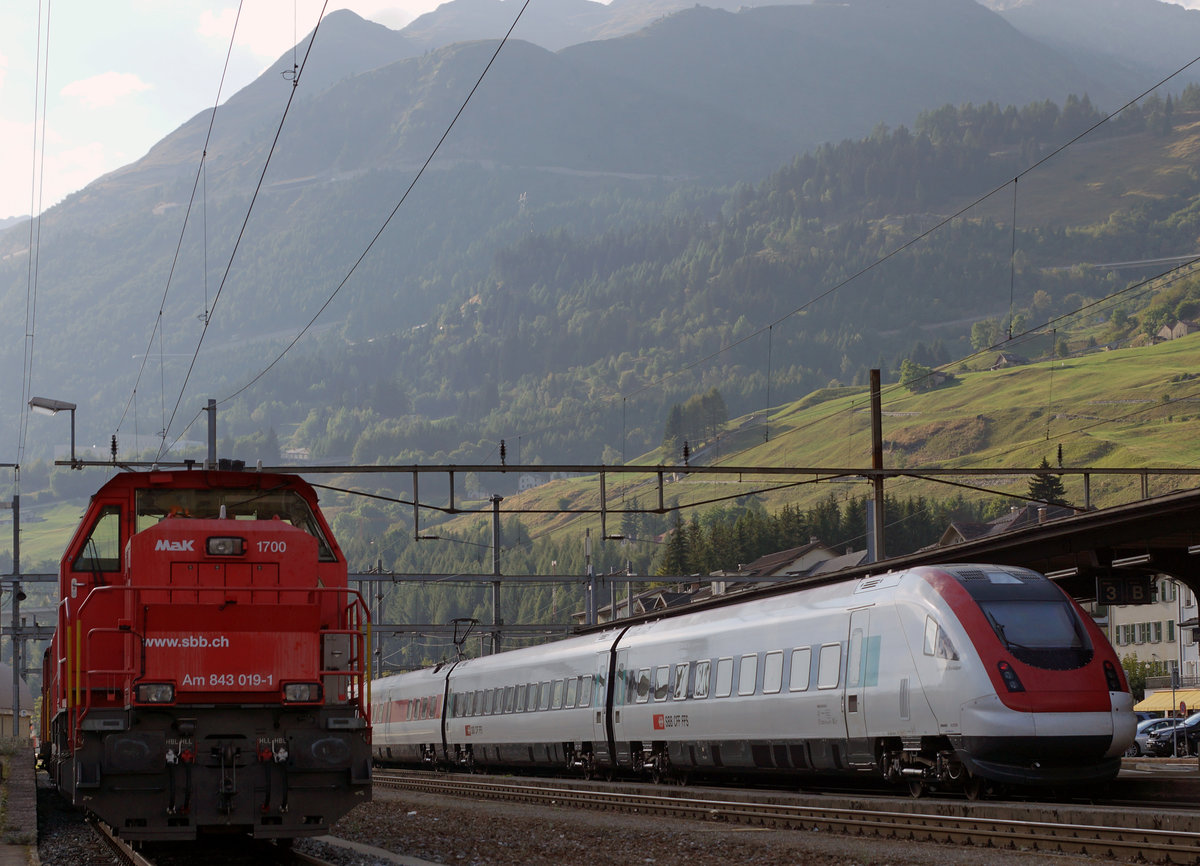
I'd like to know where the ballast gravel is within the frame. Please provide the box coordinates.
[314,787,1142,866]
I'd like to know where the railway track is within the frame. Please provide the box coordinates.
[375,769,1200,863]
[90,819,341,866]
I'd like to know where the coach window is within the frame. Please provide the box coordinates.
[473,690,483,716]
[790,648,811,691]
[847,627,864,688]
[817,643,841,689]
[763,651,784,694]
[672,663,690,700]
[552,679,565,709]
[737,654,758,696]
[578,675,592,708]
[714,658,734,698]
[515,683,527,712]
[420,697,429,719]
[564,676,579,708]
[654,666,670,701]
[539,681,552,711]
[693,660,711,699]
[72,505,122,573]
[633,669,650,703]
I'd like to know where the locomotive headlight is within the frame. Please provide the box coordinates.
[206,536,246,556]
[283,682,322,703]
[135,682,176,703]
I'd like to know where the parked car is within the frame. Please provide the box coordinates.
[1144,711,1200,756]
[1126,717,1176,756]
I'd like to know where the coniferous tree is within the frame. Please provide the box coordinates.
[1027,457,1068,504]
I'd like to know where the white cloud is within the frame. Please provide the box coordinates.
[61,71,152,110]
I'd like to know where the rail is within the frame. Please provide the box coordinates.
[375,770,1200,863]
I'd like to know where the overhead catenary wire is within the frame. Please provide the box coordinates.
[16,0,52,472]
[155,2,332,461]
[113,0,249,443]
[218,0,535,409]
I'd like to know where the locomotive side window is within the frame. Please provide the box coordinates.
[72,505,122,573]
[578,676,592,708]
[763,651,784,694]
[789,648,811,691]
[516,683,527,712]
[552,679,565,709]
[654,666,670,701]
[817,643,841,689]
[673,663,690,700]
[564,676,578,708]
[693,660,711,699]
[714,658,733,698]
[924,616,960,660]
[526,683,538,712]
[737,654,758,696]
[539,682,552,711]
[504,686,515,713]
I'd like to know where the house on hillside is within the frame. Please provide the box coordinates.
[990,352,1029,370]
[1156,321,1197,342]
[928,503,1075,549]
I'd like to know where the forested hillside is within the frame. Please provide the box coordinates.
[276,90,1200,470]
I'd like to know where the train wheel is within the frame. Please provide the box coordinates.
[964,775,986,801]
[907,779,926,798]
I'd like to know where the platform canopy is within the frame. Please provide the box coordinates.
[1134,688,1200,713]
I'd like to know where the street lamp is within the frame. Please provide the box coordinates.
[28,396,78,468]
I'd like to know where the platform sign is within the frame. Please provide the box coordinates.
[1096,574,1155,605]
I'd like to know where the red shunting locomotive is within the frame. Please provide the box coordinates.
[39,468,372,841]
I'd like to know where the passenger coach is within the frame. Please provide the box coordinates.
[374,564,1134,795]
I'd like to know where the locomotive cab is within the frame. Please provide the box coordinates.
[909,565,1135,790]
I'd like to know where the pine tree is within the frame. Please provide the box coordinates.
[1027,457,1068,505]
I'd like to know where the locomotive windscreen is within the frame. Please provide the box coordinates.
[135,485,337,561]
[948,566,1095,670]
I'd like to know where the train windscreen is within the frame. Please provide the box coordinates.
[135,485,337,561]
[978,598,1093,670]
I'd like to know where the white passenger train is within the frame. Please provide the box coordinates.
[372,564,1136,795]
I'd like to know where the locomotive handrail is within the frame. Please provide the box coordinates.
[62,583,371,741]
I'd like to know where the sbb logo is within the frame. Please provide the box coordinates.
[653,714,665,730]
[155,539,195,552]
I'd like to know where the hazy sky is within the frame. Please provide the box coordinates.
[1,0,1198,221]
[0,1,443,220]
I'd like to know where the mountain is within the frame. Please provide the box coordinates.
[0,0,1193,465]
[399,0,812,53]
[562,0,1121,153]
[985,0,1200,91]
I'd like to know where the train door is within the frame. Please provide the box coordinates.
[591,648,616,767]
[843,608,872,764]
